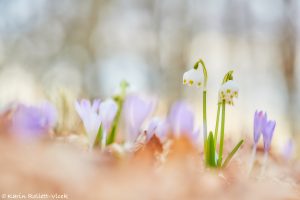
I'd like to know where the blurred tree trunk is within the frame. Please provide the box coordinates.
[279,0,298,138]
[152,0,188,102]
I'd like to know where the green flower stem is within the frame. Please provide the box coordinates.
[214,103,221,145]
[94,124,103,148]
[107,81,128,145]
[106,98,123,145]
[217,100,226,167]
[203,90,207,150]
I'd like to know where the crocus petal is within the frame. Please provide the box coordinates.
[92,99,101,112]
[123,95,154,143]
[99,99,118,131]
[253,110,267,144]
[262,120,276,152]
[75,99,102,148]
[168,101,194,138]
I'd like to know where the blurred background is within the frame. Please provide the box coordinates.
[0,0,299,152]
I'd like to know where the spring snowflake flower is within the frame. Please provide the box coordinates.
[183,68,204,87]
[218,80,239,105]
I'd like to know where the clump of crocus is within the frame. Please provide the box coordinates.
[183,60,243,168]
[248,110,276,175]
[75,99,118,150]
[11,102,57,139]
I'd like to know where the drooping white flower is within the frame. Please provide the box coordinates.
[183,68,204,88]
[218,80,239,105]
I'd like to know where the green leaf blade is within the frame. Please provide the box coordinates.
[222,139,244,168]
[205,132,217,168]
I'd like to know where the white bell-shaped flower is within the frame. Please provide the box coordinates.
[183,68,204,88]
[218,80,239,105]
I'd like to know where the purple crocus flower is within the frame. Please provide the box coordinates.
[12,102,57,138]
[123,95,154,143]
[75,98,118,149]
[249,110,276,175]
[75,99,102,148]
[168,101,195,138]
[253,111,267,145]
[99,99,118,132]
[262,120,276,152]
[75,99,118,148]
[99,99,118,147]
[146,102,200,144]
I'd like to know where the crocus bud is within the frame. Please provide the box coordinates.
[253,111,267,144]
[262,120,276,152]
[218,80,239,105]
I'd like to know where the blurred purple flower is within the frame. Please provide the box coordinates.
[147,117,169,141]
[262,120,276,152]
[99,99,118,132]
[168,101,199,141]
[253,111,267,144]
[12,102,57,138]
[282,139,293,160]
[123,95,154,143]
[75,99,102,147]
